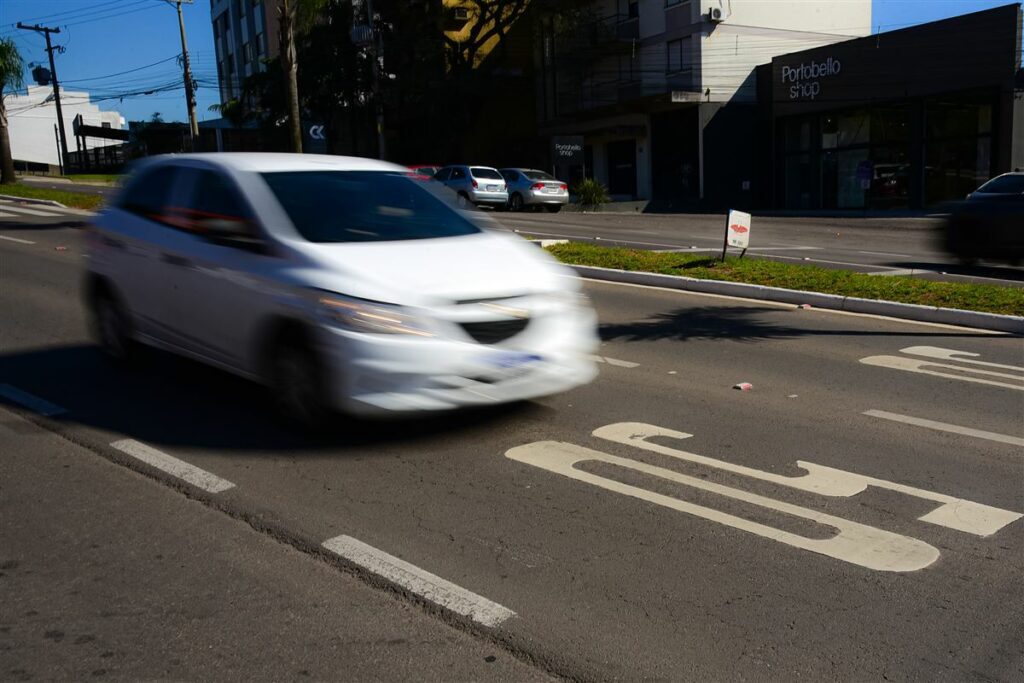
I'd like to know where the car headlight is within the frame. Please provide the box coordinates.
[317,293,434,337]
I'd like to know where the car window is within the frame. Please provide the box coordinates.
[977,175,1024,194]
[119,165,179,222]
[500,171,518,182]
[451,168,466,180]
[524,170,557,181]
[434,168,451,181]
[164,168,257,240]
[471,167,502,180]
[261,171,482,243]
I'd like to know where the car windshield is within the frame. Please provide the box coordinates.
[414,167,438,176]
[470,167,502,180]
[524,171,556,181]
[261,171,482,243]
[976,175,1024,194]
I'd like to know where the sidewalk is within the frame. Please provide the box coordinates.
[0,408,547,682]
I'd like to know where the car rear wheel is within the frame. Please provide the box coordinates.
[457,192,471,209]
[91,288,134,362]
[509,193,524,212]
[545,205,562,214]
[271,338,330,428]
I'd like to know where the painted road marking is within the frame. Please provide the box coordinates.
[864,410,1024,448]
[859,356,1024,391]
[899,346,1024,373]
[0,384,67,416]
[110,439,235,493]
[867,269,918,277]
[0,205,63,217]
[506,440,940,572]
[593,422,1022,537]
[322,535,515,627]
[0,234,36,245]
[858,250,915,258]
[0,211,20,219]
[588,355,640,369]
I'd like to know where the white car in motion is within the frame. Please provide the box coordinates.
[84,153,598,424]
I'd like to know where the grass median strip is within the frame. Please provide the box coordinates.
[546,242,1024,317]
[0,183,104,211]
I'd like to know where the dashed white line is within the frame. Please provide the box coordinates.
[0,384,67,416]
[110,439,236,493]
[0,234,36,245]
[864,410,1024,448]
[322,535,516,627]
[858,250,915,258]
[588,354,640,369]
[867,268,918,277]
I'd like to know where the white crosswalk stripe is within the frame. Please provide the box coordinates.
[0,200,82,218]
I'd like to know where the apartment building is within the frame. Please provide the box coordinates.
[538,0,871,207]
[210,0,278,104]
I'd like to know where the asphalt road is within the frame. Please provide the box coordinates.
[2,216,1023,681]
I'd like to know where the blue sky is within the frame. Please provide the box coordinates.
[1,0,1018,123]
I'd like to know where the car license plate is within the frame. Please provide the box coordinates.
[489,352,542,369]
[487,185,500,191]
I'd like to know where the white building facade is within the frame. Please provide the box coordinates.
[7,85,126,170]
[538,0,871,207]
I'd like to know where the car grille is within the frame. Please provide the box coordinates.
[460,318,529,344]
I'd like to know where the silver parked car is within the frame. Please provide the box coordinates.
[434,165,509,209]
[499,168,569,213]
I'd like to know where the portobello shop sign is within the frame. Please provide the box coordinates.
[781,57,841,100]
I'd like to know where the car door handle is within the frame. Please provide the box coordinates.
[161,252,192,268]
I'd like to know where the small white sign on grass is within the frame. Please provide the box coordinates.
[721,209,752,260]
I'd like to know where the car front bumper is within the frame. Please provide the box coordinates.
[317,307,599,416]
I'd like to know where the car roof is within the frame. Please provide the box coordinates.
[143,152,408,174]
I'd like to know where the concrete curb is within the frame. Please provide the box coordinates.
[0,194,97,217]
[0,193,67,208]
[571,265,1024,334]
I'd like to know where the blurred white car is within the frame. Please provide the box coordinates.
[84,153,598,423]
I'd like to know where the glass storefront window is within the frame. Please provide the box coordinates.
[925,137,992,205]
[785,154,813,209]
[785,117,811,152]
[926,95,993,139]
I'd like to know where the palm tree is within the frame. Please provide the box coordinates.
[0,38,25,185]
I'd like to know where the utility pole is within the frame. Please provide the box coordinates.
[171,0,199,148]
[17,23,69,173]
[365,0,386,160]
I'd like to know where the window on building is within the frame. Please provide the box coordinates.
[619,53,635,82]
[924,93,994,206]
[627,0,639,19]
[665,0,683,6]
[667,36,692,73]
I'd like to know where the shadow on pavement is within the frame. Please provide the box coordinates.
[0,344,545,454]
[599,306,1005,343]
[0,220,88,231]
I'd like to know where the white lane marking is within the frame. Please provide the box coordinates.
[0,234,36,244]
[858,250,915,258]
[110,439,235,493]
[899,346,1024,373]
[867,268,918,277]
[506,440,940,572]
[859,355,1024,391]
[864,410,1024,448]
[588,354,640,369]
[322,535,515,627]
[594,422,1023,537]
[0,211,20,219]
[0,384,66,416]
[0,205,63,217]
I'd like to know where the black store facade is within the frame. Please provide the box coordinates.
[766,4,1023,211]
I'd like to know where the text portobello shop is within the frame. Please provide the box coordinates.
[765,4,1023,211]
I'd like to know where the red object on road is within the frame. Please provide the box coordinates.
[732,382,753,391]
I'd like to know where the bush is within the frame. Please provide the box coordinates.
[573,178,610,211]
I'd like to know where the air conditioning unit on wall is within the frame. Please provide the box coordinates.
[708,8,727,23]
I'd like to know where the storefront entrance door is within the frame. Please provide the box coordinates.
[607,139,638,198]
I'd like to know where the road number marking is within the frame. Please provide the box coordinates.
[506,440,940,572]
[860,346,1024,391]
[110,439,235,493]
[322,535,515,627]
[594,423,1021,537]
[506,422,1023,572]
[864,410,1024,448]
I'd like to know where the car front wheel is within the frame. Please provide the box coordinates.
[91,288,134,362]
[271,338,330,428]
[509,193,524,212]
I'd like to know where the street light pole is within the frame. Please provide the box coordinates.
[17,23,69,173]
[172,0,200,147]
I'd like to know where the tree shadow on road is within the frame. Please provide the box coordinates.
[0,344,548,455]
[599,306,1009,343]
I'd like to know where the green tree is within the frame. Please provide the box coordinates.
[0,38,25,185]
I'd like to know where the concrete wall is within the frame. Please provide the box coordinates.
[8,86,125,167]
